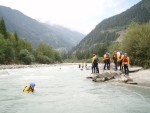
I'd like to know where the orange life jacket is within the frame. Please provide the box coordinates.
[123,57,130,65]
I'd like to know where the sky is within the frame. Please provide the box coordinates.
[0,0,141,35]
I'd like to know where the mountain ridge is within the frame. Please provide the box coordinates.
[0,5,85,51]
[71,0,150,56]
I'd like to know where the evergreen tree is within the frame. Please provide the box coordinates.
[0,18,7,38]
[14,31,19,41]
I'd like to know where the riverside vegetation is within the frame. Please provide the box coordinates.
[0,18,62,65]
[110,23,150,68]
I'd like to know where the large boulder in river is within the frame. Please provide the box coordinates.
[92,70,122,82]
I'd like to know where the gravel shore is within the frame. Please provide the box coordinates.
[129,69,150,87]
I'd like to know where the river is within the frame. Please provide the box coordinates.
[0,64,150,113]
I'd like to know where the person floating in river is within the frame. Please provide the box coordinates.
[23,83,36,93]
[103,52,110,70]
[122,53,130,75]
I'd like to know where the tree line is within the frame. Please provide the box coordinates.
[0,18,62,64]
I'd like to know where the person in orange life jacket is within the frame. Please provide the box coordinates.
[103,52,110,70]
[113,51,118,70]
[118,51,124,70]
[123,53,130,75]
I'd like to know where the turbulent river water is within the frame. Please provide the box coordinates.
[0,64,150,113]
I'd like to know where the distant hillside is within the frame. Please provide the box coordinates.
[46,24,84,51]
[0,6,84,51]
[71,0,150,55]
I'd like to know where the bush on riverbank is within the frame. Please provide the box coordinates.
[121,23,150,68]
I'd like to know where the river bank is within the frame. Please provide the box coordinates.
[129,69,150,87]
[0,63,80,70]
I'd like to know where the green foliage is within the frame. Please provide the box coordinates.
[74,30,119,52]
[34,43,62,64]
[0,19,63,64]
[18,49,35,64]
[122,23,150,68]
[36,52,51,64]
[14,31,19,41]
[70,41,110,60]
[69,30,118,60]
[54,51,62,63]
[0,18,7,38]
[5,43,15,63]
[108,42,122,53]
[35,43,54,64]
[0,36,7,63]
[36,43,54,59]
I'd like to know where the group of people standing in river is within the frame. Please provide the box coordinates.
[92,51,130,75]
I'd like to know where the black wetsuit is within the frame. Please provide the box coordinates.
[119,55,124,70]
[124,64,129,75]
[104,55,110,70]
[93,57,99,73]
[113,54,118,70]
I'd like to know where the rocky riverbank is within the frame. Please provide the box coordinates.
[87,67,150,88]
